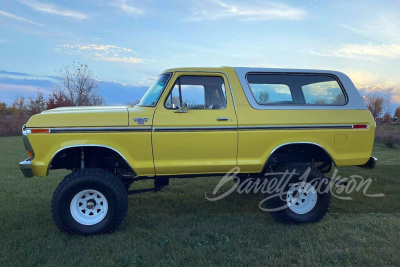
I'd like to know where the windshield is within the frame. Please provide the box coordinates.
[139,73,171,107]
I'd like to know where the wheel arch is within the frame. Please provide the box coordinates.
[47,144,137,176]
[263,142,337,172]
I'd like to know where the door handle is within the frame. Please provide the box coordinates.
[217,117,229,121]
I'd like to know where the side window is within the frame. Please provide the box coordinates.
[248,84,293,104]
[246,73,347,105]
[302,81,346,105]
[165,76,227,110]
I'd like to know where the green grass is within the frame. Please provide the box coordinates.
[1,136,400,266]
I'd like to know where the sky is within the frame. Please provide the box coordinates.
[0,0,399,110]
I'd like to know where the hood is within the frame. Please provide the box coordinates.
[26,106,129,128]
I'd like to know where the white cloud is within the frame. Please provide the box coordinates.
[108,0,143,15]
[344,71,400,105]
[311,15,400,62]
[304,49,375,61]
[337,44,400,59]
[56,44,144,64]
[93,53,143,63]
[340,15,400,44]
[0,83,51,94]
[190,0,305,21]
[19,0,88,20]
[61,44,133,54]
[0,9,44,26]
[346,71,379,87]
[307,44,400,60]
[339,24,376,40]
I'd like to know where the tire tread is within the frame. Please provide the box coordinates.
[265,162,331,224]
[51,168,128,235]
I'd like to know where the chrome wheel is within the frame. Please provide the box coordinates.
[70,189,108,225]
[286,182,317,214]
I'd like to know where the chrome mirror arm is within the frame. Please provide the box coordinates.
[174,103,189,113]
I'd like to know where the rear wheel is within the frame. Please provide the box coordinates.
[264,163,331,224]
[51,168,128,235]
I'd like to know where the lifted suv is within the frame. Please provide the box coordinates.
[20,67,376,235]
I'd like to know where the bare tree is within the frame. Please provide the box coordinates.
[363,95,388,121]
[9,96,28,126]
[395,106,400,118]
[257,91,269,103]
[0,98,7,116]
[332,94,345,104]
[55,62,104,106]
[382,112,392,123]
[11,96,27,116]
[28,90,47,115]
[314,99,328,105]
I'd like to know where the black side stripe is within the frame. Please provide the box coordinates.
[153,124,354,132]
[238,125,353,130]
[28,124,356,133]
[153,126,237,132]
[48,127,151,133]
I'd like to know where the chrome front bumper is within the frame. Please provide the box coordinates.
[19,159,33,177]
[20,124,34,177]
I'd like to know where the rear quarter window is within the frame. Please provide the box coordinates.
[248,84,293,104]
[246,73,347,106]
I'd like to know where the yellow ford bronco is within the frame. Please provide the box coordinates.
[20,67,376,235]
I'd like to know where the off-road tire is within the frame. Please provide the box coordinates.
[264,163,331,224]
[51,168,128,235]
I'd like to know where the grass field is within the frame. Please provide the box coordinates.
[0,136,399,266]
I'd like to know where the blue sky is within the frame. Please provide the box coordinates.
[0,0,399,109]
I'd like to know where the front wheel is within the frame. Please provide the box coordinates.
[51,168,128,235]
[264,163,331,224]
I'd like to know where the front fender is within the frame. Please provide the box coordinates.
[26,130,154,177]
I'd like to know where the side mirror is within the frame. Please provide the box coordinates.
[174,103,189,113]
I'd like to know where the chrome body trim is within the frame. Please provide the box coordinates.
[239,124,353,130]
[153,126,237,132]
[22,124,35,158]
[27,124,363,134]
[233,67,367,110]
[26,127,152,133]
[153,124,356,132]
[266,141,337,167]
